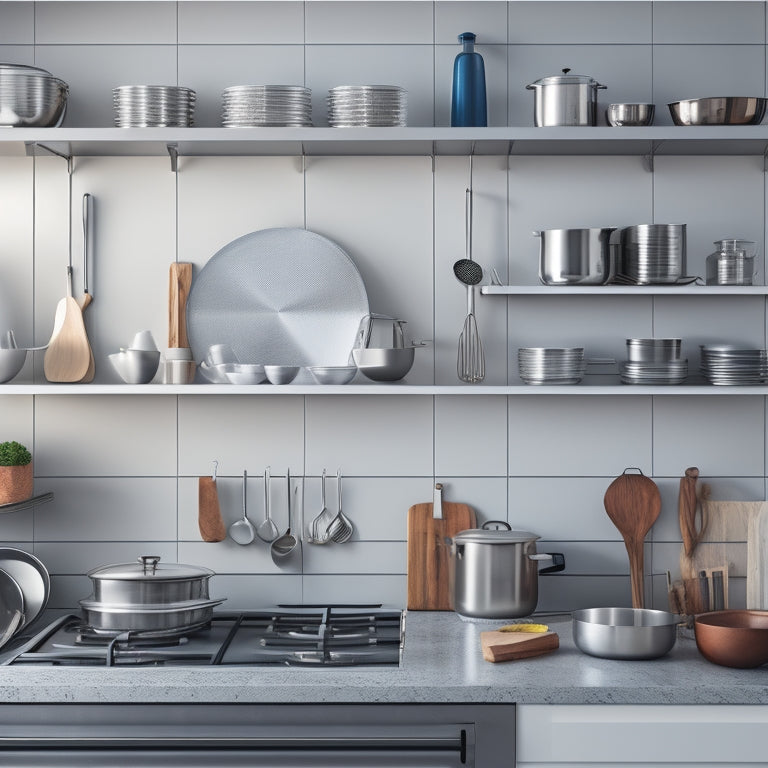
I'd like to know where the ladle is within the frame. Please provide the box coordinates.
[271,469,299,560]
[229,469,256,545]
[256,466,280,543]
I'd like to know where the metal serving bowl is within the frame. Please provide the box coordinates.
[606,103,655,127]
[572,607,679,660]
[0,64,68,127]
[352,347,415,381]
[307,365,358,385]
[668,97,767,126]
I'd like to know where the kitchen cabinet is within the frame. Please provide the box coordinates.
[517,704,768,766]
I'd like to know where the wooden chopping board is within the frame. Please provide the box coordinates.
[481,630,559,663]
[406,484,476,610]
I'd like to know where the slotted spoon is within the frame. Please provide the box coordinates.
[256,466,280,543]
[326,468,354,543]
[308,469,334,544]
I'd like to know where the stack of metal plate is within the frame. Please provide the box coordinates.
[222,85,312,127]
[621,337,687,384]
[327,85,407,127]
[616,224,686,285]
[518,347,585,385]
[113,85,196,127]
[0,63,69,127]
[700,344,768,385]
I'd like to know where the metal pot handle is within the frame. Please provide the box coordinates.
[529,552,565,574]
[138,555,160,574]
[482,520,511,531]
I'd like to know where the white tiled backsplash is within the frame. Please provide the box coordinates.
[0,0,767,614]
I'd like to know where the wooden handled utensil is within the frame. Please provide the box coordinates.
[604,467,661,609]
[198,460,226,543]
[168,262,192,349]
[78,193,95,382]
[407,483,476,610]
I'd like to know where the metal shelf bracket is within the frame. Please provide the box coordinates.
[166,143,179,173]
[27,142,73,173]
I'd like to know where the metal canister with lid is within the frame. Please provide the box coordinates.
[706,239,757,285]
[526,68,606,126]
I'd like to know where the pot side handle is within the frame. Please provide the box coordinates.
[530,552,566,574]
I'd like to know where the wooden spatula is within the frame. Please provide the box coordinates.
[604,468,661,609]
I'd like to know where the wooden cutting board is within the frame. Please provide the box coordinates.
[406,484,476,610]
[747,503,768,609]
[481,631,559,663]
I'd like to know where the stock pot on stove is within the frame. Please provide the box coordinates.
[446,522,565,619]
[79,555,225,634]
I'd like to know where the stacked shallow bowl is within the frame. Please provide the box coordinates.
[616,224,687,284]
[327,85,407,127]
[222,85,312,127]
[0,63,68,127]
[621,338,687,385]
[700,344,768,385]
[113,85,196,127]
[518,347,585,385]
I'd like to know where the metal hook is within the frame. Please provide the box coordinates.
[212,460,218,482]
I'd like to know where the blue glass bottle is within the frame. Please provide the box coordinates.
[451,32,487,127]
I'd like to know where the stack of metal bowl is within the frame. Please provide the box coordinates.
[327,85,407,127]
[0,63,68,127]
[700,344,768,385]
[221,85,312,127]
[616,224,686,284]
[113,85,196,127]
[518,347,585,385]
[621,338,687,385]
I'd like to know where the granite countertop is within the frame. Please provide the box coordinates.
[0,611,766,704]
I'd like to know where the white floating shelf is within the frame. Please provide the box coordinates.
[481,284,768,295]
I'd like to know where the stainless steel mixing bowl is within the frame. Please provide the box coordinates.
[668,97,766,126]
[606,103,654,126]
[0,64,68,127]
[572,607,679,660]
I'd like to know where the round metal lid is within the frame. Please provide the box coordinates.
[87,556,214,581]
[452,527,540,544]
[527,69,602,87]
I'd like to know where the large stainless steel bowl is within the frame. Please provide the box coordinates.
[668,97,766,126]
[572,607,679,659]
[0,64,68,127]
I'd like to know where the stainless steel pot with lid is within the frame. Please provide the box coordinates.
[80,555,224,635]
[446,522,565,619]
[526,68,606,126]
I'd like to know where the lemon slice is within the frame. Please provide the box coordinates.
[498,623,549,633]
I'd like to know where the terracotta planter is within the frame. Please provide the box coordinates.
[0,463,33,505]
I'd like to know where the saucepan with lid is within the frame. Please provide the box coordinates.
[446,521,565,620]
[526,68,606,127]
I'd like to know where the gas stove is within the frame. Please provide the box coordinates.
[4,606,405,667]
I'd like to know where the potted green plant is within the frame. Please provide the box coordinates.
[0,441,33,505]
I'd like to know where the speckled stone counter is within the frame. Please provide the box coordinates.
[0,612,766,704]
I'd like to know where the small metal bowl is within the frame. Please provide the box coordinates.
[668,97,767,126]
[307,365,357,385]
[572,607,679,660]
[109,349,161,385]
[0,348,27,383]
[606,103,655,127]
[352,347,415,382]
[264,365,300,385]
[694,610,768,668]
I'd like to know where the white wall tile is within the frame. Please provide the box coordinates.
[436,2,508,46]
[35,2,177,44]
[0,397,33,456]
[305,395,433,476]
[0,508,34,542]
[302,574,406,608]
[47,574,92,609]
[35,396,177,476]
[305,44,434,126]
[653,396,766,477]
[435,395,507,476]
[36,541,177,574]
[178,395,305,477]
[35,45,178,127]
[179,1,304,44]
[537,574,631,612]
[34,478,177,541]
[305,2,433,44]
[508,395,653,476]
[538,540,629,575]
[0,44,33,67]
[180,538,296,575]
[210,574,302,608]
[178,45,306,127]
[653,2,765,45]
[0,3,33,44]
[305,156,434,383]
[439,476,508,524]
[509,1,652,44]
[303,541,404,574]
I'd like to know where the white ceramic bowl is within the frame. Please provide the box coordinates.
[225,363,266,385]
[307,365,357,385]
[264,365,300,385]
[0,348,27,383]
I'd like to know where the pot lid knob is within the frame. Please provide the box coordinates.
[139,555,161,575]
[562,68,571,75]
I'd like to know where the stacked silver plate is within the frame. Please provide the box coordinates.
[327,85,407,127]
[113,85,196,127]
[700,344,768,385]
[518,347,585,385]
[622,338,687,385]
[222,85,312,127]
[616,224,687,285]
[0,63,68,127]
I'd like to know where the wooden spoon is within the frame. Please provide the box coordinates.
[604,467,661,609]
